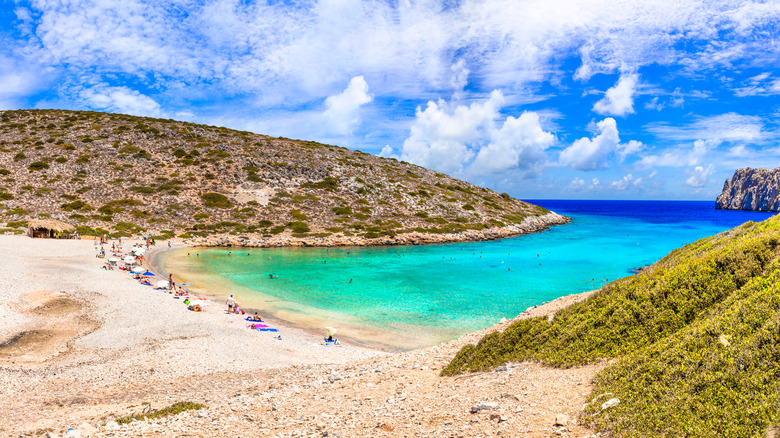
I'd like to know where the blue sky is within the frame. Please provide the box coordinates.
[1,0,779,200]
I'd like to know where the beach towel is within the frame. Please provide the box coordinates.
[257,328,278,332]
[247,323,269,328]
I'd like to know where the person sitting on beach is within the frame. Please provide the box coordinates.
[252,312,263,322]
[140,278,151,285]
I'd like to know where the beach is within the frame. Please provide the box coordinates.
[0,234,602,437]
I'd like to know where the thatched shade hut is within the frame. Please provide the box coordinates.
[28,219,76,238]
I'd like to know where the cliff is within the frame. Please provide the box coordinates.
[715,167,780,211]
[0,109,568,245]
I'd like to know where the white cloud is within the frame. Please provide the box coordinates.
[559,118,621,171]
[322,76,373,136]
[593,73,638,116]
[733,72,780,97]
[646,113,765,143]
[637,139,714,169]
[608,173,641,191]
[78,85,162,117]
[569,177,585,190]
[0,57,46,110]
[399,90,555,177]
[685,164,715,187]
[617,140,644,161]
[470,112,556,177]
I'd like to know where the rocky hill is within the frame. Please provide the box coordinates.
[716,167,780,211]
[0,109,567,246]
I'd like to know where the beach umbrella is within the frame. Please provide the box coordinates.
[155,280,170,288]
[325,327,338,337]
[108,257,119,263]
[142,271,155,276]
[132,247,146,255]
[124,256,136,265]
[131,266,145,274]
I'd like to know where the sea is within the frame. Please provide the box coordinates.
[156,200,776,350]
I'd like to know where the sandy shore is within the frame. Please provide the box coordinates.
[0,235,602,437]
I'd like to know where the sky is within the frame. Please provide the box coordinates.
[1,0,779,200]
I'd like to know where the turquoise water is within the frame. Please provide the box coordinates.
[160,201,775,348]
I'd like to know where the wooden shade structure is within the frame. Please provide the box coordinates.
[27,219,76,238]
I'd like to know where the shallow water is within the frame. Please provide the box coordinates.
[157,201,775,349]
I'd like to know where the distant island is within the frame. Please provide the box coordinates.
[716,167,780,212]
[0,109,568,246]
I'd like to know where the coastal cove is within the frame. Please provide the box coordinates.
[156,200,776,350]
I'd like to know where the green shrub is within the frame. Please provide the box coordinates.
[442,215,780,437]
[130,186,155,194]
[201,192,233,208]
[332,206,352,215]
[61,200,92,211]
[301,176,338,191]
[115,402,204,424]
[194,213,209,220]
[0,169,9,175]
[291,209,308,220]
[287,221,310,233]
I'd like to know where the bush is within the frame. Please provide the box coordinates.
[442,215,780,437]
[301,176,338,191]
[291,209,308,220]
[287,221,310,233]
[61,200,92,211]
[130,186,155,194]
[201,192,233,208]
[28,161,49,171]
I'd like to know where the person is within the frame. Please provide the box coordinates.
[252,312,263,322]
[226,294,235,312]
[269,274,274,279]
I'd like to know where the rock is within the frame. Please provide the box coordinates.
[555,427,568,435]
[78,422,97,436]
[45,432,59,438]
[327,372,342,383]
[103,421,121,431]
[495,365,507,372]
[601,398,620,410]
[63,429,81,438]
[716,167,780,211]
[554,414,568,426]
[471,402,499,413]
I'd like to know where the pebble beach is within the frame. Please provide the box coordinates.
[0,235,603,437]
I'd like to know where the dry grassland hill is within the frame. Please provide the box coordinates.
[0,109,568,246]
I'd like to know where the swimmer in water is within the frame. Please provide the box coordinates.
[269,274,274,279]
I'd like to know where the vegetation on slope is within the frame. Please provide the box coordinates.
[0,109,560,242]
[443,215,780,436]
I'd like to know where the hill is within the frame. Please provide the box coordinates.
[443,214,780,437]
[0,109,567,245]
[716,167,780,212]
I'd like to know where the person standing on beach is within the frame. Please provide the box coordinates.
[226,294,235,312]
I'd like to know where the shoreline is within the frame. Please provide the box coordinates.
[183,212,570,248]
[146,245,403,353]
[0,234,602,437]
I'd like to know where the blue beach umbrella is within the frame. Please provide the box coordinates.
[142,271,155,276]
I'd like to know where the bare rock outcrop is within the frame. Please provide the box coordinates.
[716,168,780,212]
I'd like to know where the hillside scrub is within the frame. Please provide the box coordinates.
[443,215,780,436]
[0,109,565,242]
